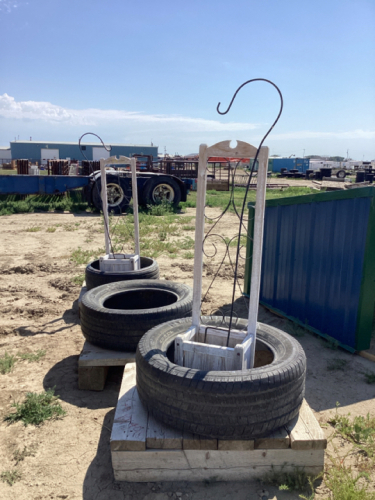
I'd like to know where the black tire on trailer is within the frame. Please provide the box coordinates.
[85,256,160,291]
[80,280,193,351]
[92,174,131,214]
[336,169,346,179]
[136,316,306,440]
[141,176,182,206]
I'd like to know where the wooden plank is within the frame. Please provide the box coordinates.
[255,428,290,449]
[182,431,218,450]
[114,464,324,482]
[78,340,135,367]
[110,364,148,451]
[78,366,108,391]
[286,400,327,450]
[358,350,375,363]
[218,440,254,451]
[112,448,325,477]
[146,413,183,450]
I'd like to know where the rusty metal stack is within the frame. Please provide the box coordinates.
[81,161,100,176]
[48,160,69,175]
[16,159,29,175]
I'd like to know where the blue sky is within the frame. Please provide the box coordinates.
[0,0,374,159]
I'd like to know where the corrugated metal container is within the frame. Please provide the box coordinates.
[272,157,309,173]
[244,187,375,351]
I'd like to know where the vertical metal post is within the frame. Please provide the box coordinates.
[247,147,269,368]
[100,158,111,255]
[192,144,208,328]
[131,157,140,257]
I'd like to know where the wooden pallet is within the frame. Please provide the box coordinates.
[78,341,135,391]
[111,364,327,482]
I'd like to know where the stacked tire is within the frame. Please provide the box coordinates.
[80,280,193,352]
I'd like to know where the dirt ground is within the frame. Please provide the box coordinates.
[0,204,374,500]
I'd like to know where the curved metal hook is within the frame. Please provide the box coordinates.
[78,132,112,162]
[217,77,283,115]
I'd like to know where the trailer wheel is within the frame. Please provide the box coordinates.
[85,256,160,290]
[80,280,193,351]
[92,174,130,214]
[141,176,181,206]
[336,170,346,179]
[136,316,306,439]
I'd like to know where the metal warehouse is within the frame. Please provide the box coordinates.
[9,141,158,164]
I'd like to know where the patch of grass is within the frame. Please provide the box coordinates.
[183,251,194,259]
[328,404,375,461]
[327,358,348,371]
[71,274,85,286]
[322,337,340,350]
[0,191,90,216]
[13,445,36,465]
[181,225,195,231]
[0,469,22,486]
[0,352,17,374]
[286,323,306,338]
[262,465,320,495]
[363,371,375,384]
[17,349,46,363]
[4,388,66,426]
[25,226,41,232]
[324,462,375,500]
[46,226,56,233]
[70,247,102,265]
[147,200,177,216]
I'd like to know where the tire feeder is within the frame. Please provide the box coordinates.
[80,280,193,351]
[136,79,306,439]
[84,151,159,288]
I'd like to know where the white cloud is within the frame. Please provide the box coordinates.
[0,0,22,12]
[0,94,259,132]
[268,130,375,140]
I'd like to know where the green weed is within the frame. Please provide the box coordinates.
[0,352,17,374]
[17,349,46,363]
[4,388,66,426]
[71,274,85,286]
[0,469,22,486]
[183,252,194,259]
[322,337,340,350]
[25,226,41,232]
[327,358,348,371]
[262,465,320,495]
[13,445,36,464]
[181,225,195,231]
[363,371,375,384]
[324,462,375,500]
[46,226,56,233]
[70,247,102,265]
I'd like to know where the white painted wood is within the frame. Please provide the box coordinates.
[206,140,258,159]
[180,141,268,371]
[110,364,148,451]
[192,144,208,327]
[196,326,246,347]
[130,157,140,259]
[100,158,110,255]
[174,326,196,365]
[146,413,183,449]
[78,340,135,367]
[247,146,269,368]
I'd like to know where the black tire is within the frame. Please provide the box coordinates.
[80,280,193,351]
[92,174,131,214]
[336,169,346,179]
[85,256,159,291]
[136,316,306,440]
[141,176,181,206]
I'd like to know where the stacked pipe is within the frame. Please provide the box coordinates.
[16,159,29,175]
[81,161,100,176]
[48,160,69,175]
